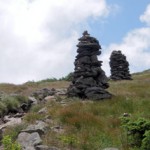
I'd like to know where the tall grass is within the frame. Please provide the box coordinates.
[0,94,28,116]
[23,104,46,124]
[41,72,150,149]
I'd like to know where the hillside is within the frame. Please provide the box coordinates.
[0,70,150,150]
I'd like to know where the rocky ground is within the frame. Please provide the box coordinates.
[0,88,119,150]
[0,88,67,150]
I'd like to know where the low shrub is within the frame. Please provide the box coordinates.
[120,116,150,149]
[3,97,20,111]
[2,135,21,150]
[0,94,28,115]
[59,134,79,148]
[141,130,150,150]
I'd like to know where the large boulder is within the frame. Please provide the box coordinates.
[17,132,42,150]
[85,87,112,100]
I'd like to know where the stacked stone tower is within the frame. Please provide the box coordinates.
[67,31,112,100]
[109,50,132,80]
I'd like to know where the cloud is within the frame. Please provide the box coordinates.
[0,0,110,84]
[140,4,150,26]
[102,4,150,76]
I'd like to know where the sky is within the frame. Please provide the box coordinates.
[0,0,150,84]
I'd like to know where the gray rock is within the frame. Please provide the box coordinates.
[44,116,53,124]
[60,101,67,106]
[17,132,42,149]
[36,145,60,150]
[20,103,31,111]
[24,146,36,150]
[55,89,67,96]
[44,96,55,102]
[47,147,60,150]
[28,96,38,105]
[13,112,25,118]
[32,88,55,101]
[0,128,2,142]
[0,118,4,125]
[85,87,112,100]
[0,116,22,130]
[22,121,48,135]
[38,107,47,114]
[123,113,130,117]
[35,145,49,150]
[51,126,64,134]
[0,145,4,150]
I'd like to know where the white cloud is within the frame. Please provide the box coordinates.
[140,4,150,26]
[0,0,110,84]
[102,4,150,76]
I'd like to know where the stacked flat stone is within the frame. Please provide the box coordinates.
[109,50,132,80]
[67,31,112,100]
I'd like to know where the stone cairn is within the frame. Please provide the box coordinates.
[67,31,112,100]
[109,50,132,80]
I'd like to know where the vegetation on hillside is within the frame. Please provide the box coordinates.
[0,70,150,150]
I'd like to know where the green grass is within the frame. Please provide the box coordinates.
[1,70,150,150]
[42,71,150,150]
[0,94,28,116]
[23,104,46,124]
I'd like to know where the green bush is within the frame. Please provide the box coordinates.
[2,135,21,150]
[142,130,150,150]
[59,134,79,147]
[14,95,28,103]
[1,95,19,111]
[121,117,150,149]
[0,94,28,115]
[0,101,7,116]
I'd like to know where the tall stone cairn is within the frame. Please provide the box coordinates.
[109,50,132,80]
[67,31,112,100]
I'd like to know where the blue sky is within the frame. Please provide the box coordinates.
[0,0,150,84]
[91,0,150,45]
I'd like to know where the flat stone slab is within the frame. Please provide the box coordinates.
[0,117,22,130]
[22,121,48,135]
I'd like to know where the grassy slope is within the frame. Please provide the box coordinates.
[0,80,70,96]
[1,70,150,150]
